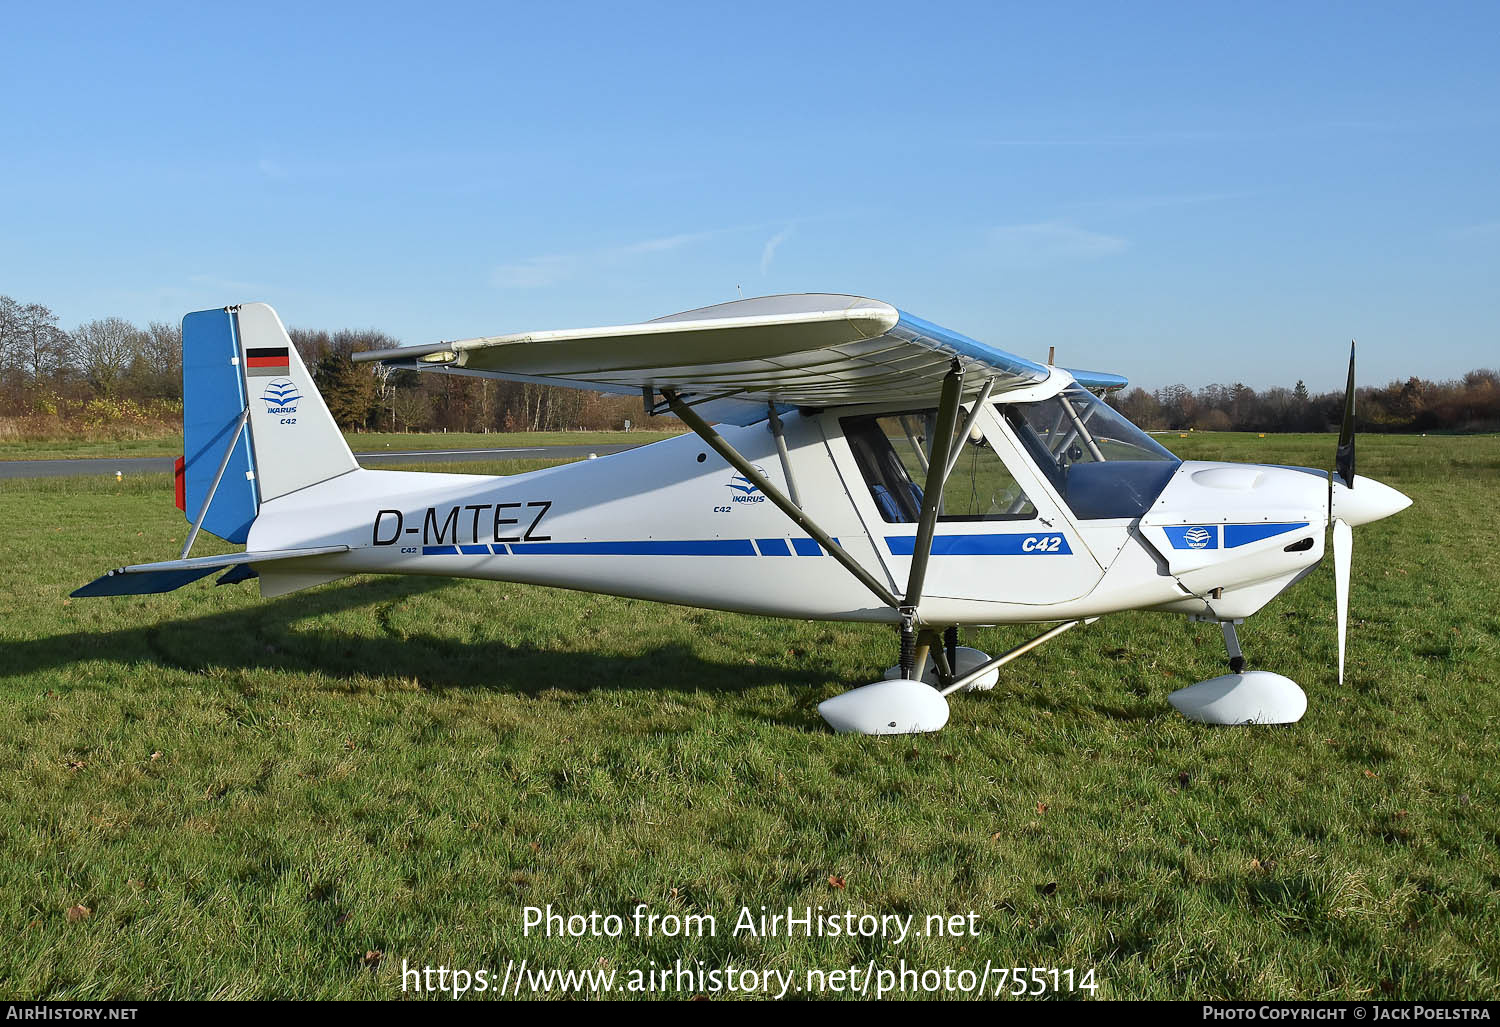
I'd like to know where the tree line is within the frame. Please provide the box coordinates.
[1108,373,1500,434]
[2,292,1496,436]
[0,295,647,437]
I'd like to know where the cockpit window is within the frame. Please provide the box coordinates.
[841,410,1037,524]
[1002,386,1180,520]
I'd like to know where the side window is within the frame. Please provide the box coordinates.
[841,410,1036,523]
[946,422,1038,521]
[842,413,925,523]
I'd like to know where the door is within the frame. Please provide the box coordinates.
[823,401,1106,605]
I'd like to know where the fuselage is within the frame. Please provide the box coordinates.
[248,393,1405,627]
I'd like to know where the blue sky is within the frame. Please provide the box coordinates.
[2,1,1496,391]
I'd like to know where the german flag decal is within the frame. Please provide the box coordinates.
[246,346,291,377]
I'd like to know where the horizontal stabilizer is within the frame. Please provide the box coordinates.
[71,545,349,598]
[216,564,259,586]
[73,566,221,597]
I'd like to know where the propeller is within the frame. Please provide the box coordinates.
[1335,341,1356,487]
[1330,341,1355,684]
[1333,517,1351,684]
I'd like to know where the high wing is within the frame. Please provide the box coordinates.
[353,293,1126,422]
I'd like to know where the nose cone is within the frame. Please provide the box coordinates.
[1330,474,1412,527]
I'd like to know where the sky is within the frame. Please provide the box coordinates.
[1,1,1496,392]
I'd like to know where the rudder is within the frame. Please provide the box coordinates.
[180,303,358,543]
[181,308,259,542]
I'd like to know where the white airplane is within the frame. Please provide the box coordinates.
[75,295,1411,733]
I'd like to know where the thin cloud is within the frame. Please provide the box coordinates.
[976,129,1247,148]
[492,230,729,289]
[988,221,1127,267]
[760,226,794,275]
[491,255,575,289]
[1064,190,1259,215]
[617,231,720,256]
[974,119,1453,149]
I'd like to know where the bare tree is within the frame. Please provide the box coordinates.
[391,385,431,431]
[0,295,19,383]
[15,302,68,387]
[73,317,143,398]
[370,361,396,429]
[138,321,183,399]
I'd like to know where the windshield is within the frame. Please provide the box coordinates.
[1003,387,1180,519]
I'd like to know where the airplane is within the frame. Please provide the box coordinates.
[73,295,1412,734]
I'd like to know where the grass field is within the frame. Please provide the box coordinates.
[0,429,685,462]
[0,433,1496,999]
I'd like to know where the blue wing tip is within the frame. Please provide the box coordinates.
[1066,368,1128,391]
[893,309,1051,381]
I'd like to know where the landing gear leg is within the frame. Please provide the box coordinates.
[905,626,941,686]
[898,611,917,680]
[883,625,998,691]
[1222,620,1246,674]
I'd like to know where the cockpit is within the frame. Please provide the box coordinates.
[1003,386,1180,519]
[841,385,1180,524]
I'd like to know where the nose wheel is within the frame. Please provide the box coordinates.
[1168,618,1306,725]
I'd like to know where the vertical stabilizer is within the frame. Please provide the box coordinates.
[234,302,358,501]
[180,303,360,544]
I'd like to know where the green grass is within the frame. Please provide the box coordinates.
[0,434,1496,999]
[0,429,684,461]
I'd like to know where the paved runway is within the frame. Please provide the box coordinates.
[0,443,646,480]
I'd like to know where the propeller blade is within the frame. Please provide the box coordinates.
[1335,341,1356,487]
[1333,517,1352,684]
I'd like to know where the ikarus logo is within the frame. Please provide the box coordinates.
[715,467,768,513]
[1162,524,1220,550]
[727,473,761,497]
[1183,526,1213,549]
[261,378,301,422]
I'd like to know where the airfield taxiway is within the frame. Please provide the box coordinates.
[0,443,645,479]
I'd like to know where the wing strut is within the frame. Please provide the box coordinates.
[942,376,997,484]
[666,362,969,652]
[903,359,964,609]
[662,390,901,610]
[765,403,802,508]
[898,360,965,677]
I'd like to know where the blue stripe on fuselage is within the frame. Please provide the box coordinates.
[506,540,756,556]
[885,533,1072,556]
[1224,522,1309,548]
[412,538,838,557]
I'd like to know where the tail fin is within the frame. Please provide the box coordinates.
[181,303,357,541]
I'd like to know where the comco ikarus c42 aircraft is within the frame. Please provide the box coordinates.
[75,295,1411,733]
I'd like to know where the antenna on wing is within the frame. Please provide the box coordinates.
[1047,346,1055,365]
